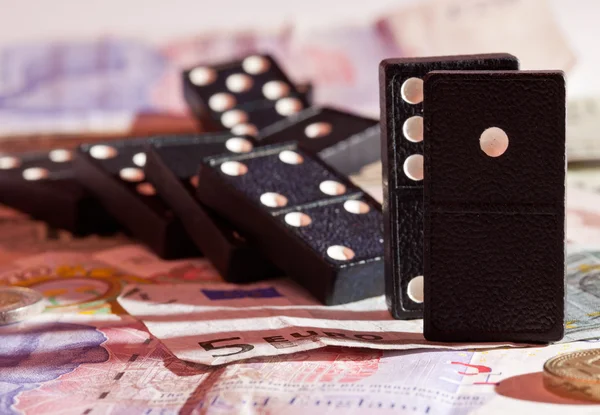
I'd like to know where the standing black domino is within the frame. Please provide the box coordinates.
[74,138,199,259]
[144,134,280,282]
[423,70,566,343]
[257,106,380,175]
[183,54,309,134]
[195,142,385,304]
[0,150,118,235]
[379,54,519,319]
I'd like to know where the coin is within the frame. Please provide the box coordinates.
[0,287,45,325]
[543,348,600,401]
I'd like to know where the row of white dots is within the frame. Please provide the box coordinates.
[189,56,271,86]
[88,138,258,197]
[230,120,333,141]
[208,80,291,112]
[283,201,372,263]
[400,78,425,303]
[88,137,254,163]
[400,77,425,182]
[217,150,370,205]
[219,97,305,131]
[0,149,74,181]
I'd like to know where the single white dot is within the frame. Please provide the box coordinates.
[89,145,118,160]
[132,152,146,167]
[480,127,509,157]
[48,149,72,163]
[403,154,423,181]
[278,150,304,165]
[136,182,156,196]
[260,192,288,208]
[0,156,21,170]
[189,67,217,86]
[242,55,271,74]
[189,175,199,187]
[22,167,49,181]
[284,212,312,227]
[119,167,145,182]
[262,81,290,100]
[208,93,236,112]
[221,110,248,128]
[225,137,253,153]
[220,161,248,176]
[327,245,355,261]
[407,276,424,303]
[403,116,423,143]
[275,98,304,116]
[401,77,424,104]
[231,123,259,137]
[344,200,371,214]
[319,180,347,196]
[226,73,253,93]
[304,122,332,139]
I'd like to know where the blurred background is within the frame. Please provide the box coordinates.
[0,0,598,185]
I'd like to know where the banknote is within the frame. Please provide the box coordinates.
[186,340,600,415]
[116,245,600,366]
[0,246,222,314]
[566,188,600,244]
[0,30,292,137]
[285,24,402,117]
[1,245,600,413]
[117,280,526,366]
[0,313,213,415]
[567,96,600,163]
[3,309,599,415]
[378,0,575,71]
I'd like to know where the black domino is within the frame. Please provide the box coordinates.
[144,134,280,282]
[423,70,565,343]
[74,138,199,259]
[258,106,380,175]
[183,54,309,134]
[195,142,385,304]
[0,150,118,235]
[379,54,519,319]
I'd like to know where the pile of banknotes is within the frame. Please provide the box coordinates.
[2,0,600,413]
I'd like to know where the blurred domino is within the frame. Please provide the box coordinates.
[423,70,566,343]
[195,142,385,304]
[258,106,380,175]
[379,53,519,319]
[144,134,280,282]
[0,149,118,235]
[183,54,309,134]
[74,138,199,259]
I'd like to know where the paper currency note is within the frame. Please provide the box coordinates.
[186,340,600,415]
[0,30,292,137]
[286,24,402,117]
[118,280,529,366]
[567,96,600,163]
[0,246,222,315]
[0,313,212,415]
[565,188,600,244]
[117,244,600,366]
[3,308,599,414]
[378,0,575,71]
